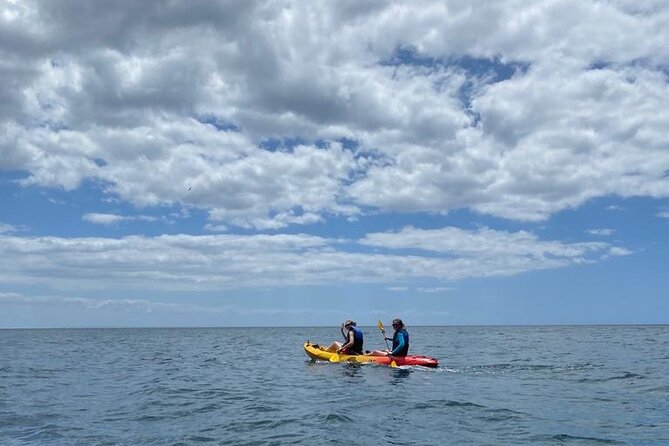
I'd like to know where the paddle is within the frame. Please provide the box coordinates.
[377,320,397,368]
[377,320,391,350]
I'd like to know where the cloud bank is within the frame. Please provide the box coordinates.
[0,227,629,291]
[1,0,668,229]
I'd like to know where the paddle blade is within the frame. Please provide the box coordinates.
[379,319,391,350]
[390,358,397,368]
[329,354,340,363]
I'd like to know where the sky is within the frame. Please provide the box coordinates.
[1,0,668,328]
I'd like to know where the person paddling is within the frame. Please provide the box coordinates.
[326,320,364,355]
[369,318,410,356]
[386,318,409,356]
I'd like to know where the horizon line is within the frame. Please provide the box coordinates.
[1,323,667,330]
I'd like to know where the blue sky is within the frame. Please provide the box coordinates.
[1,0,668,328]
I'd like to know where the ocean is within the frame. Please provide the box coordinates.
[0,325,667,445]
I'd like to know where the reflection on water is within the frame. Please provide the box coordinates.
[390,367,413,383]
[340,363,363,378]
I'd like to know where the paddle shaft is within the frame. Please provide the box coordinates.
[377,320,391,351]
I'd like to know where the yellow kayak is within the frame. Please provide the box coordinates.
[303,341,438,367]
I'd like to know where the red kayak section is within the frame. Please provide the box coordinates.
[370,354,439,368]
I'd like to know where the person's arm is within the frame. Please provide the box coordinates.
[337,330,355,353]
[389,334,405,356]
[340,324,348,341]
[382,329,392,341]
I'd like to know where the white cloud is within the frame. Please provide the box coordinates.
[361,226,609,260]
[657,211,669,219]
[0,292,22,299]
[82,213,125,225]
[352,62,669,221]
[82,213,157,225]
[1,1,668,227]
[416,287,454,294]
[607,247,633,257]
[0,227,628,291]
[204,223,229,233]
[587,228,615,236]
[0,291,321,317]
[0,223,19,234]
[0,292,206,313]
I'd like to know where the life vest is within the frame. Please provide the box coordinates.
[392,329,409,356]
[349,326,364,354]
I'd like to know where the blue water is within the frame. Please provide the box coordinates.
[1,326,667,445]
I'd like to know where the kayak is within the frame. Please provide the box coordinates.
[303,341,438,368]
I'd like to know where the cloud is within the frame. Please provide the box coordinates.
[657,211,669,219]
[82,213,126,225]
[0,292,206,313]
[82,213,158,225]
[607,247,633,257]
[0,223,19,234]
[360,226,610,259]
[0,291,321,317]
[0,292,22,299]
[204,223,229,233]
[587,228,615,236]
[351,63,669,221]
[387,285,454,293]
[416,287,454,294]
[1,1,669,227]
[0,227,628,291]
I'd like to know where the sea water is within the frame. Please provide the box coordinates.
[0,325,667,445]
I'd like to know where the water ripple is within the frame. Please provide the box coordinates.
[413,399,485,409]
[548,433,626,444]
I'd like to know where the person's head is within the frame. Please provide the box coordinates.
[344,320,356,329]
[391,318,404,330]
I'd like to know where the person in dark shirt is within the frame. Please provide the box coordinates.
[326,320,364,355]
